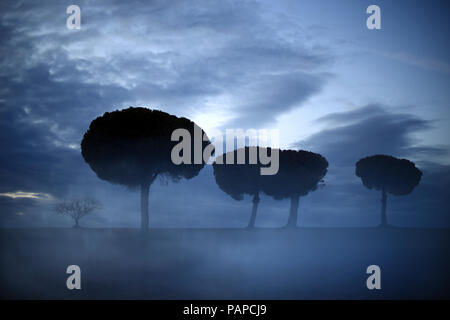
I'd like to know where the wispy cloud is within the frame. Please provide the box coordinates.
[294,104,443,166]
[376,51,450,74]
[0,191,53,200]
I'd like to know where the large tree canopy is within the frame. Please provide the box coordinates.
[355,154,422,227]
[81,107,210,229]
[263,150,328,199]
[81,107,207,186]
[213,147,266,201]
[213,147,269,228]
[263,149,328,227]
[355,155,422,196]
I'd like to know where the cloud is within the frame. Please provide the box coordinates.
[227,71,325,128]
[377,51,450,74]
[0,191,53,200]
[295,104,446,166]
[1,0,330,129]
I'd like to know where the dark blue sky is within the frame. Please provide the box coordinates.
[0,0,449,227]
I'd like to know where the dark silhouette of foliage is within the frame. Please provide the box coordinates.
[355,154,422,227]
[81,107,209,230]
[54,198,102,228]
[213,147,270,228]
[263,150,328,228]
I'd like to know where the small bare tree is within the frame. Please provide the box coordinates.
[55,198,102,228]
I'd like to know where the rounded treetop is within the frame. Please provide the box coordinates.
[213,146,268,200]
[81,107,208,187]
[355,154,422,196]
[262,149,328,200]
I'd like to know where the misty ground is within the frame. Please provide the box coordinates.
[1,227,449,299]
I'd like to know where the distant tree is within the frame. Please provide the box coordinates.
[263,150,328,228]
[54,198,102,228]
[81,107,210,230]
[213,147,269,228]
[355,154,422,227]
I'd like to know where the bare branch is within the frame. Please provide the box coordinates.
[54,197,102,227]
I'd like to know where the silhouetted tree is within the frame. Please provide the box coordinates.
[355,154,422,227]
[213,147,269,228]
[81,107,209,230]
[54,198,102,228]
[263,150,328,228]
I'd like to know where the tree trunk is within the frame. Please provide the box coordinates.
[73,218,79,228]
[380,189,388,227]
[141,182,150,230]
[247,192,260,229]
[286,195,299,228]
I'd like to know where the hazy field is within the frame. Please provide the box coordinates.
[1,227,449,299]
